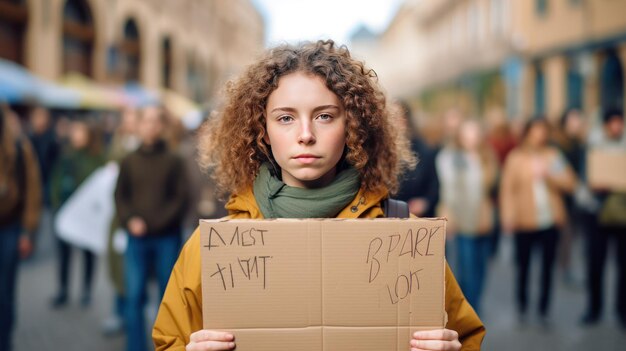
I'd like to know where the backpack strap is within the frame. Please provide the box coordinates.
[382,198,410,218]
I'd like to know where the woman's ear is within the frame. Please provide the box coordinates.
[263,133,270,145]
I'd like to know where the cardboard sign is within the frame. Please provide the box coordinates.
[587,149,626,191]
[200,218,447,351]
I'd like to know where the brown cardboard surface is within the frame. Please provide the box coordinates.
[587,149,626,191]
[200,218,446,351]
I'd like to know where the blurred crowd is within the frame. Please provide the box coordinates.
[1,101,625,351]
[396,103,626,329]
[0,104,226,351]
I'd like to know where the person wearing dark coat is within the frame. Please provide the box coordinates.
[395,101,440,218]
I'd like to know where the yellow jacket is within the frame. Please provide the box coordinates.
[153,187,485,350]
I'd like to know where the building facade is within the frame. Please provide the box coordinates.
[355,0,626,122]
[0,0,265,103]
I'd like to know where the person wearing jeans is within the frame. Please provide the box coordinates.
[436,119,497,315]
[0,109,42,351]
[124,230,181,350]
[115,106,189,351]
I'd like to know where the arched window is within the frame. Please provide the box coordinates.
[566,63,583,110]
[187,53,206,102]
[534,64,546,115]
[0,0,28,64]
[600,49,624,112]
[62,0,95,77]
[161,37,172,88]
[120,19,141,82]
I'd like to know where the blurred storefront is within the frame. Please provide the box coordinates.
[353,0,626,122]
[0,0,265,106]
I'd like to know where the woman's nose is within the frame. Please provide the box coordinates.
[298,121,316,144]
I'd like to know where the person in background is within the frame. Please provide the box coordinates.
[395,101,440,218]
[552,108,588,285]
[115,106,189,351]
[0,107,42,351]
[437,119,497,315]
[500,117,577,325]
[49,119,105,308]
[102,108,141,337]
[485,108,517,258]
[580,108,626,328]
[27,106,59,209]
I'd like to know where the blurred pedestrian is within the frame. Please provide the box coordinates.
[0,107,42,351]
[580,108,626,328]
[553,108,588,285]
[500,117,576,325]
[50,119,105,308]
[27,106,59,208]
[485,108,517,259]
[102,108,141,337]
[395,101,440,217]
[437,119,498,314]
[114,106,189,351]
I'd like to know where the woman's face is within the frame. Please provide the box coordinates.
[564,110,584,137]
[70,122,89,149]
[458,121,482,151]
[526,122,548,148]
[265,72,346,189]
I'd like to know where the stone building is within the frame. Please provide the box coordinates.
[354,0,626,121]
[0,0,265,103]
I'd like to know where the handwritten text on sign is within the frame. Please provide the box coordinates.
[366,226,442,304]
[203,226,272,290]
[203,222,444,306]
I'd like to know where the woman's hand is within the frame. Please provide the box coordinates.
[186,330,235,351]
[410,329,461,351]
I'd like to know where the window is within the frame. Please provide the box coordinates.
[121,19,141,82]
[534,64,546,115]
[161,37,172,89]
[62,0,95,77]
[490,0,509,37]
[536,0,548,17]
[0,0,28,64]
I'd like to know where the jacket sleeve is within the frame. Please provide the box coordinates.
[114,156,134,228]
[20,138,42,234]
[444,262,486,350]
[153,228,204,350]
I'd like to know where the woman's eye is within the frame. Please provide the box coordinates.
[317,113,332,121]
[277,115,294,123]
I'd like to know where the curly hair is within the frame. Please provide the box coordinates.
[198,40,415,196]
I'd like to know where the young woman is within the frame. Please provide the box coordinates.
[436,119,497,315]
[153,40,484,351]
[500,117,576,324]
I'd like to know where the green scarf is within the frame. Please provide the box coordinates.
[253,163,360,218]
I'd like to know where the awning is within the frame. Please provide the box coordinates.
[61,73,131,110]
[122,82,160,108]
[0,58,80,108]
